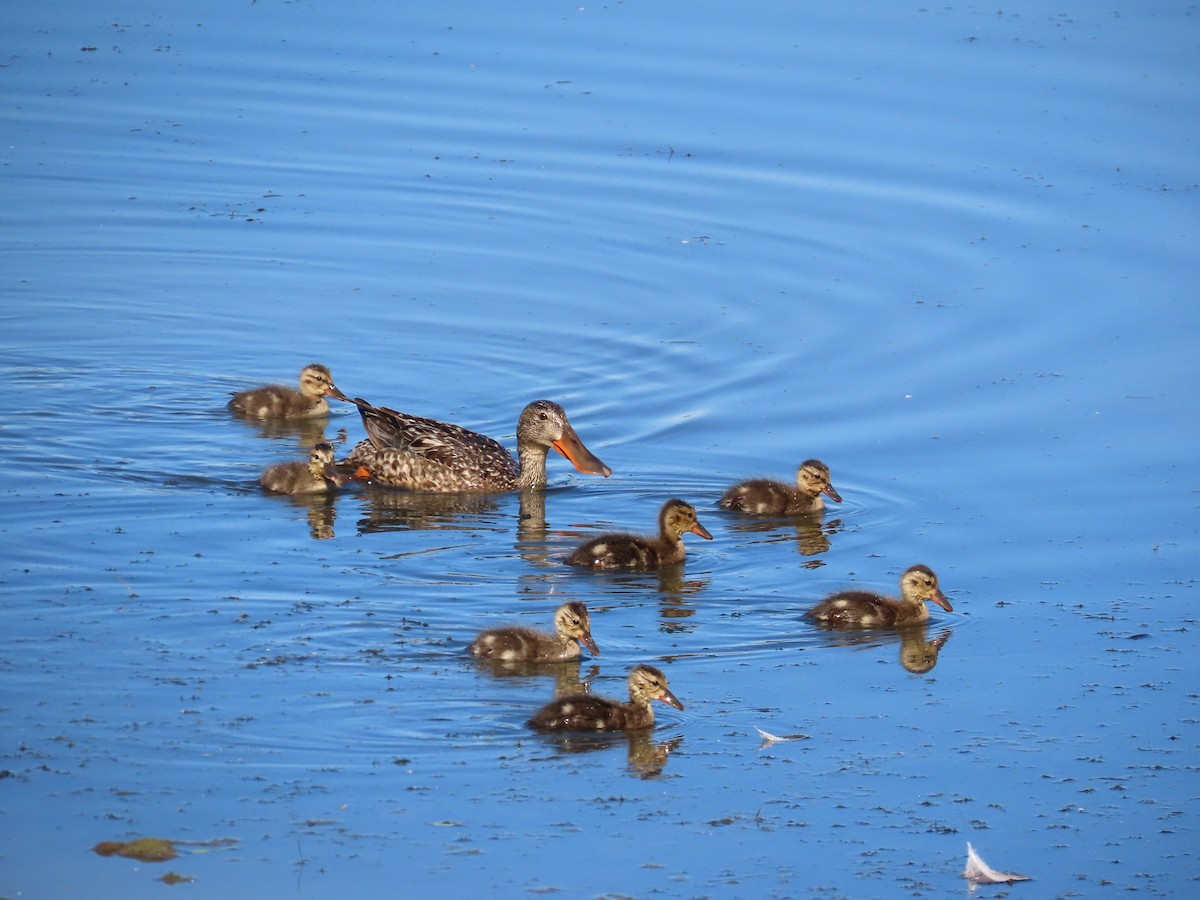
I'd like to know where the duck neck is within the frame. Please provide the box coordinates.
[515,445,549,490]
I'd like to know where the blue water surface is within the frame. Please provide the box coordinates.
[2,1,1197,897]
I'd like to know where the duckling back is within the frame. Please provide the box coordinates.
[807,590,914,628]
[566,533,662,569]
[527,693,652,732]
[718,478,798,515]
[260,460,330,495]
[469,626,580,663]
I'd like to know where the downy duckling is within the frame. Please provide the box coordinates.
[335,394,611,492]
[230,363,342,419]
[468,601,599,662]
[719,458,842,515]
[527,664,683,732]
[566,498,712,569]
[807,564,953,629]
[260,442,368,495]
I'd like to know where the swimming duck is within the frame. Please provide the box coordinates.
[807,564,953,628]
[260,442,369,495]
[566,498,713,569]
[468,601,600,662]
[333,393,611,492]
[229,364,342,419]
[526,664,683,732]
[719,459,842,515]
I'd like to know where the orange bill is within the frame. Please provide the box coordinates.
[929,588,954,612]
[552,422,612,477]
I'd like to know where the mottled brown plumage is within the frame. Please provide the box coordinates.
[336,395,610,492]
[719,459,842,515]
[527,664,683,732]
[566,498,712,569]
[230,364,341,419]
[468,602,599,662]
[807,564,953,629]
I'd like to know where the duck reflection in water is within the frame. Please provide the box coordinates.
[812,624,954,674]
[472,657,599,700]
[533,730,685,778]
[351,487,504,534]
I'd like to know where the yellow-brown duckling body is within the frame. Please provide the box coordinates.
[527,664,683,732]
[260,442,369,495]
[807,564,953,629]
[230,364,341,419]
[468,601,599,662]
[335,395,611,492]
[719,459,842,515]
[566,498,712,570]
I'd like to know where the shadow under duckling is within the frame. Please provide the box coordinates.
[719,458,842,515]
[468,601,599,663]
[566,498,712,569]
[230,363,343,419]
[260,442,369,495]
[807,564,953,629]
[527,664,684,733]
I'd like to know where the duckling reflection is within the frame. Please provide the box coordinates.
[723,514,843,564]
[898,626,952,674]
[472,657,598,699]
[810,624,954,674]
[533,730,684,777]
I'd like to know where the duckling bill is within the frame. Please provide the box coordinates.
[527,664,683,732]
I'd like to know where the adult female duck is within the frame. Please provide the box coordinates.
[333,392,611,492]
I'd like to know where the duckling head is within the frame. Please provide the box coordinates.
[555,601,600,655]
[797,459,842,503]
[901,564,953,612]
[299,364,338,399]
[629,664,684,711]
[660,499,713,541]
[306,441,338,479]
[518,400,611,477]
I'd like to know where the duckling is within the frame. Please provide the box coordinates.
[807,564,953,629]
[527,664,683,732]
[260,442,368,495]
[468,601,599,662]
[230,364,342,419]
[719,458,842,515]
[566,498,713,569]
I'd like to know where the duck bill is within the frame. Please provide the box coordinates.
[690,521,713,540]
[929,590,954,612]
[552,423,612,477]
[326,384,352,402]
[579,633,600,656]
[350,465,372,482]
[824,485,844,503]
[657,689,685,711]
